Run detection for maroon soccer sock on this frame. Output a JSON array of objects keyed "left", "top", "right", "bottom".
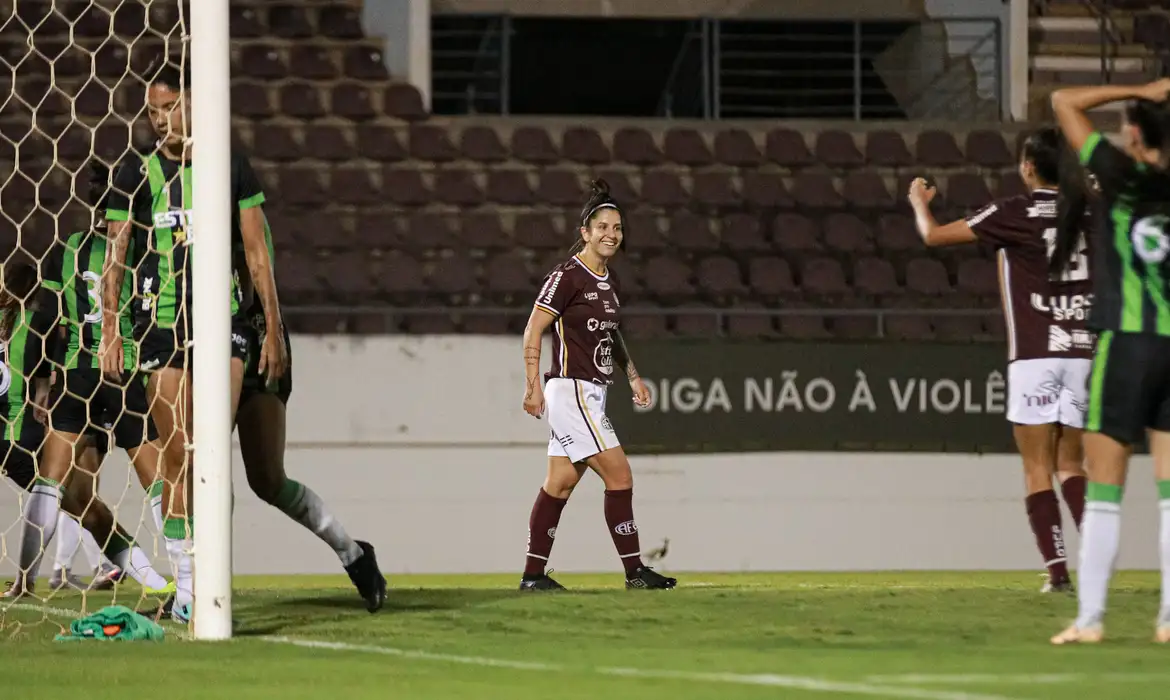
[
  {"left": 1060, "top": 476, "right": 1087, "bottom": 531},
  {"left": 524, "top": 489, "right": 568, "bottom": 577},
  {"left": 1025, "top": 490, "right": 1070, "bottom": 583},
  {"left": 604, "top": 488, "right": 644, "bottom": 575}
]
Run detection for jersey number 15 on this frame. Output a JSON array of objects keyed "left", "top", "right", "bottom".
[{"left": 1042, "top": 228, "right": 1089, "bottom": 283}]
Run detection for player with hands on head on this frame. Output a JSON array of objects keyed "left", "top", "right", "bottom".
[
  {"left": 519, "top": 179, "right": 675, "bottom": 592},
  {"left": 1045, "top": 78, "right": 1170, "bottom": 644},
  {"left": 907, "top": 127, "right": 1094, "bottom": 595}
]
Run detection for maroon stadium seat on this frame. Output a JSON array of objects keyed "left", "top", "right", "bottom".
[
  {"left": 305, "top": 125, "right": 355, "bottom": 162},
  {"left": 765, "top": 128, "right": 813, "bottom": 167},
  {"left": 643, "top": 255, "right": 695, "bottom": 303},
  {"left": 965, "top": 130, "right": 1014, "bottom": 169},
  {"left": 344, "top": 47, "right": 390, "bottom": 81},
  {"left": 946, "top": 173, "right": 994, "bottom": 212},
  {"left": 742, "top": 172, "right": 793, "bottom": 209},
  {"left": 511, "top": 127, "right": 560, "bottom": 164},
  {"left": 514, "top": 211, "right": 561, "bottom": 251},
  {"left": 933, "top": 315, "right": 984, "bottom": 342},
  {"left": 381, "top": 166, "right": 431, "bottom": 206},
  {"left": 238, "top": 44, "right": 287, "bottom": 80},
  {"left": 405, "top": 211, "right": 460, "bottom": 251},
  {"left": 460, "top": 125, "right": 508, "bottom": 163},
  {"left": 667, "top": 211, "right": 719, "bottom": 253},
  {"left": 720, "top": 213, "right": 770, "bottom": 254},
  {"left": 355, "top": 124, "right": 407, "bottom": 162},
  {"left": 318, "top": 7, "right": 365, "bottom": 39},
  {"left": 232, "top": 83, "right": 275, "bottom": 119},
  {"left": 823, "top": 213, "right": 875, "bottom": 255},
  {"left": 791, "top": 172, "right": 844, "bottom": 209},
  {"left": 278, "top": 165, "right": 329, "bottom": 206},
  {"left": 484, "top": 251, "right": 534, "bottom": 300},
  {"left": 279, "top": 82, "right": 325, "bottom": 120},
  {"left": 268, "top": 4, "right": 314, "bottom": 39},
  {"left": 641, "top": 170, "right": 688, "bottom": 208},
  {"left": 713, "top": 128, "right": 763, "bottom": 167},
  {"left": 378, "top": 252, "right": 428, "bottom": 303},
  {"left": 727, "top": 303, "right": 777, "bottom": 338},
  {"left": 459, "top": 210, "right": 509, "bottom": 251},
  {"left": 621, "top": 305, "right": 669, "bottom": 339},
  {"left": 332, "top": 82, "right": 379, "bottom": 122},
  {"left": 876, "top": 214, "right": 922, "bottom": 254},
  {"left": 815, "top": 130, "right": 864, "bottom": 168},
  {"left": 771, "top": 212, "right": 822, "bottom": 259},
  {"left": 409, "top": 125, "right": 458, "bottom": 162},
  {"left": 330, "top": 165, "right": 382, "bottom": 205},
  {"left": 383, "top": 83, "right": 427, "bottom": 121},
  {"left": 696, "top": 255, "right": 747, "bottom": 299},
  {"left": 915, "top": 130, "right": 965, "bottom": 167},
  {"left": 429, "top": 253, "right": 478, "bottom": 298},
  {"left": 842, "top": 172, "right": 894, "bottom": 210},
  {"left": 486, "top": 169, "right": 535, "bottom": 206},
  {"left": 434, "top": 168, "right": 485, "bottom": 207},
  {"left": 592, "top": 169, "right": 638, "bottom": 203},
  {"left": 885, "top": 314, "right": 935, "bottom": 341},
  {"left": 995, "top": 172, "right": 1029, "bottom": 199},
  {"left": 537, "top": 169, "right": 584, "bottom": 206},
  {"left": 289, "top": 46, "right": 340, "bottom": 80},
  {"left": 624, "top": 210, "right": 667, "bottom": 254},
  {"left": 692, "top": 171, "right": 740, "bottom": 208},
  {"left": 663, "top": 128, "right": 713, "bottom": 166},
  {"left": 779, "top": 311, "right": 832, "bottom": 340},
  {"left": 673, "top": 308, "right": 721, "bottom": 338},
  {"left": 253, "top": 124, "right": 301, "bottom": 163},
  {"left": 853, "top": 257, "right": 900, "bottom": 298},
  {"left": 612, "top": 127, "right": 664, "bottom": 166},
  {"left": 562, "top": 127, "right": 610, "bottom": 164},
  {"left": 905, "top": 257, "right": 953, "bottom": 297},
  {"left": 956, "top": 257, "right": 998, "bottom": 299},
  {"left": 800, "top": 257, "right": 851, "bottom": 299}
]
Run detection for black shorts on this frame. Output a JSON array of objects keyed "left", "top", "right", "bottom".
[
  {"left": 137, "top": 319, "right": 249, "bottom": 373},
  {"left": 1086, "top": 330, "right": 1170, "bottom": 445},
  {"left": 49, "top": 366, "right": 158, "bottom": 450},
  {"left": 1, "top": 423, "right": 44, "bottom": 491},
  {"left": 239, "top": 312, "right": 292, "bottom": 407}
]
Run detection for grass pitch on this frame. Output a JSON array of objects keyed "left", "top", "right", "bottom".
[{"left": 2, "top": 571, "right": 1169, "bottom": 699}]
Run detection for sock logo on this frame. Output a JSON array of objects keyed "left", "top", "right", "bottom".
[
  {"left": 1051, "top": 525, "right": 1066, "bottom": 558},
  {"left": 547, "top": 527, "right": 557, "bottom": 539},
  {"left": 614, "top": 520, "right": 637, "bottom": 536}
]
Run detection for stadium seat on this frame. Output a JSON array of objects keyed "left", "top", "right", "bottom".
[
  {"left": 765, "top": 128, "right": 813, "bottom": 167},
  {"left": 664, "top": 128, "right": 714, "bottom": 166},
  {"left": 612, "top": 127, "right": 665, "bottom": 165},
  {"left": 289, "top": 46, "right": 340, "bottom": 80},
  {"left": 511, "top": 127, "right": 560, "bottom": 164},
  {"left": 562, "top": 127, "right": 610, "bottom": 164},
  {"left": 865, "top": 130, "right": 913, "bottom": 168},
  {"left": 714, "top": 128, "right": 763, "bottom": 167},
  {"left": 460, "top": 126, "right": 509, "bottom": 163},
  {"left": 815, "top": 130, "right": 864, "bottom": 169}
]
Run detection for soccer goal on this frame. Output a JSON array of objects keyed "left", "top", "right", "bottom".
[{"left": 0, "top": 0, "right": 234, "bottom": 641}]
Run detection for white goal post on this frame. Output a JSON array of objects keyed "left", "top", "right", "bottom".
[{"left": 190, "top": 0, "right": 234, "bottom": 642}]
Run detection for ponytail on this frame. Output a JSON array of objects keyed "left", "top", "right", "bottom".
[
  {"left": 1050, "top": 144, "right": 1091, "bottom": 277},
  {"left": 574, "top": 178, "right": 624, "bottom": 253},
  {"left": 0, "top": 263, "right": 38, "bottom": 341}
]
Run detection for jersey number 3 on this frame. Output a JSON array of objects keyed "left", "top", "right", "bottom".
[
  {"left": 1042, "top": 227, "right": 1089, "bottom": 282},
  {"left": 81, "top": 271, "right": 102, "bottom": 325}
]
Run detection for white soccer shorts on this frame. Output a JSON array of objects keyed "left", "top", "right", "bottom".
[
  {"left": 1007, "top": 357, "right": 1093, "bottom": 428},
  {"left": 545, "top": 378, "right": 620, "bottom": 463}
]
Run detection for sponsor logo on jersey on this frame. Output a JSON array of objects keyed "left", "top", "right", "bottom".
[
  {"left": 153, "top": 209, "right": 195, "bottom": 242},
  {"left": 967, "top": 204, "right": 999, "bottom": 227},
  {"left": 600, "top": 415, "right": 614, "bottom": 432},
  {"left": 594, "top": 331, "right": 615, "bottom": 375},
  {"left": 1133, "top": 215, "right": 1170, "bottom": 264},
  {"left": 584, "top": 292, "right": 599, "bottom": 300},
  {"left": 231, "top": 332, "right": 247, "bottom": 349},
  {"left": 613, "top": 520, "right": 638, "bottom": 536},
  {"left": 597, "top": 282, "right": 611, "bottom": 290},
  {"left": 1031, "top": 293, "right": 1092, "bottom": 322},
  {"left": 1048, "top": 326, "right": 1073, "bottom": 352},
  {"left": 602, "top": 300, "right": 615, "bottom": 314},
  {"left": 1026, "top": 200, "right": 1057, "bottom": 218},
  {"left": 547, "top": 527, "right": 557, "bottom": 539},
  {"left": 539, "top": 271, "right": 564, "bottom": 306},
  {"left": 140, "top": 358, "right": 161, "bottom": 371},
  {"left": 586, "top": 318, "right": 619, "bottom": 332}
]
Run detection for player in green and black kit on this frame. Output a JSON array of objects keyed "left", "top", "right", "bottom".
[
  {"left": 2, "top": 261, "right": 172, "bottom": 599},
  {"left": 1048, "top": 78, "right": 1170, "bottom": 645},
  {"left": 101, "top": 58, "right": 384, "bottom": 619}
]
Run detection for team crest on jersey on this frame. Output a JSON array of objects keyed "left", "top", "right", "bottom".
[
  {"left": 597, "top": 282, "right": 611, "bottom": 290},
  {"left": 1133, "top": 215, "right": 1170, "bottom": 264}
]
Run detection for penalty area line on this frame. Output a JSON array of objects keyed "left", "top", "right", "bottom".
[
  {"left": 261, "top": 636, "right": 1025, "bottom": 700},
  {"left": 867, "top": 673, "right": 1170, "bottom": 685}
]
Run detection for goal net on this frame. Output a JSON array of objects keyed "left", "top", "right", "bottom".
[{"left": 0, "top": 0, "right": 202, "bottom": 635}]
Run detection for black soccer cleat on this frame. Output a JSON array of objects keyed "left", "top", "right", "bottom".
[
  {"left": 345, "top": 540, "right": 387, "bottom": 613},
  {"left": 625, "top": 566, "right": 677, "bottom": 590},
  {"left": 519, "top": 573, "right": 566, "bottom": 591}
]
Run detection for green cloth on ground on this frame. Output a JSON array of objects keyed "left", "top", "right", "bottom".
[{"left": 54, "top": 605, "right": 165, "bottom": 642}]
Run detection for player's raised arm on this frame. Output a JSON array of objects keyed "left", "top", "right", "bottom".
[
  {"left": 906, "top": 177, "right": 977, "bottom": 247},
  {"left": 235, "top": 152, "right": 287, "bottom": 383},
  {"left": 1051, "top": 80, "right": 1170, "bottom": 154}
]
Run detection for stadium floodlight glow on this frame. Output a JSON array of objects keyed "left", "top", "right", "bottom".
[{"left": 190, "top": 0, "right": 235, "bottom": 641}]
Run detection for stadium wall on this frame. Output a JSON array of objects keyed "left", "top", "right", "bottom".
[{"left": 2, "top": 335, "right": 1160, "bottom": 577}]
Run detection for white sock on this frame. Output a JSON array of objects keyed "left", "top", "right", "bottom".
[
  {"left": 276, "top": 480, "right": 363, "bottom": 567},
  {"left": 108, "top": 544, "right": 169, "bottom": 591},
  {"left": 79, "top": 528, "right": 107, "bottom": 573},
  {"left": 1076, "top": 499, "right": 1122, "bottom": 629},
  {"left": 53, "top": 512, "right": 82, "bottom": 572},
  {"left": 148, "top": 480, "right": 164, "bottom": 534},
  {"left": 164, "top": 536, "right": 193, "bottom": 608},
  {"left": 17, "top": 479, "right": 63, "bottom": 585},
  {"left": 1159, "top": 497, "right": 1170, "bottom": 625}
]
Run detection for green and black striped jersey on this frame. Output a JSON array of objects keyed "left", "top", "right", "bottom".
[
  {"left": 41, "top": 230, "right": 138, "bottom": 370},
  {"left": 105, "top": 149, "right": 265, "bottom": 332},
  {"left": 0, "top": 297, "right": 58, "bottom": 442},
  {"left": 1079, "top": 131, "right": 1170, "bottom": 335}
]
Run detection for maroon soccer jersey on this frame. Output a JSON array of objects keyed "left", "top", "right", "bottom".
[
  {"left": 966, "top": 188, "right": 1094, "bottom": 361},
  {"left": 534, "top": 255, "right": 622, "bottom": 385}
]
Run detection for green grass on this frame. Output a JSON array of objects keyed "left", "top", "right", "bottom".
[{"left": 3, "top": 571, "right": 1170, "bottom": 699}]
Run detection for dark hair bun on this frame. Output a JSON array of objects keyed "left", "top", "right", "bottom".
[{"left": 589, "top": 179, "right": 610, "bottom": 197}]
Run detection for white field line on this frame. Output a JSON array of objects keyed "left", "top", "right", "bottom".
[
  {"left": 261, "top": 636, "right": 1025, "bottom": 700},
  {"left": 868, "top": 673, "right": 1170, "bottom": 685}
]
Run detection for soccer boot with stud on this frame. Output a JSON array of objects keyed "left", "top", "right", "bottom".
[
  {"left": 90, "top": 565, "right": 124, "bottom": 591},
  {"left": 1050, "top": 623, "right": 1104, "bottom": 645},
  {"left": 625, "top": 566, "right": 677, "bottom": 590},
  {"left": 48, "top": 567, "right": 87, "bottom": 591},
  {"left": 345, "top": 540, "right": 387, "bottom": 613},
  {"left": 1040, "top": 573, "right": 1075, "bottom": 594},
  {"left": 519, "top": 571, "right": 566, "bottom": 591},
  {"left": 0, "top": 578, "right": 32, "bottom": 599}
]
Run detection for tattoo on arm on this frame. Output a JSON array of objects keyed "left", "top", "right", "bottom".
[
  {"left": 523, "top": 346, "right": 540, "bottom": 398},
  {"left": 102, "top": 221, "right": 130, "bottom": 322},
  {"left": 614, "top": 331, "right": 639, "bottom": 382}
]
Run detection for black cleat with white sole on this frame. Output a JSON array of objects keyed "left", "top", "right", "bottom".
[
  {"left": 346, "top": 540, "right": 387, "bottom": 613},
  {"left": 519, "top": 573, "right": 566, "bottom": 591},
  {"left": 625, "top": 567, "right": 676, "bottom": 590}
]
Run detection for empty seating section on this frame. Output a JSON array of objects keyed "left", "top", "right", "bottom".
[{"left": 0, "top": 0, "right": 1020, "bottom": 340}]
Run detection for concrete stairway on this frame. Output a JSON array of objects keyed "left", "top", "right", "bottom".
[{"left": 1029, "top": 1, "right": 1155, "bottom": 131}]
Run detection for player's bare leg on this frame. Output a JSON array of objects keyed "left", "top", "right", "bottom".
[
  {"left": 1014, "top": 424, "right": 1073, "bottom": 592},
  {"left": 520, "top": 457, "right": 586, "bottom": 591},
  {"left": 10, "top": 431, "right": 80, "bottom": 596},
  {"left": 1147, "top": 430, "right": 1170, "bottom": 643},
  {"left": 147, "top": 366, "right": 194, "bottom": 620},
  {"left": 587, "top": 446, "right": 676, "bottom": 590},
  {"left": 1055, "top": 425, "right": 1088, "bottom": 531},
  {"left": 90, "top": 439, "right": 169, "bottom": 591},
  {"left": 237, "top": 389, "right": 386, "bottom": 612},
  {"left": 1052, "top": 432, "right": 1129, "bottom": 645}
]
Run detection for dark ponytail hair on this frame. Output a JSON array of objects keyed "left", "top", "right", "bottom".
[
  {"left": 1125, "top": 99, "right": 1170, "bottom": 155},
  {"left": 87, "top": 160, "right": 110, "bottom": 212},
  {"left": 0, "top": 262, "right": 39, "bottom": 341},
  {"left": 1020, "top": 127, "right": 1062, "bottom": 186},
  {"left": 1050, "top": 141, "right": 1093, "bottom": 277},
  {"left": 147, "top": 55, "right": 190, "bottom": 92},
  {"left": 573, "top": 178, "right": 624, "bottom": 253}
]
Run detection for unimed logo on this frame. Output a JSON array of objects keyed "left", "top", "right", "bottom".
[
  {"left": 614, "top": 520, "right": 637, "bottom": 536},
  {"left": 540, "top": 271, "right": 563, "bottom": 305}
]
